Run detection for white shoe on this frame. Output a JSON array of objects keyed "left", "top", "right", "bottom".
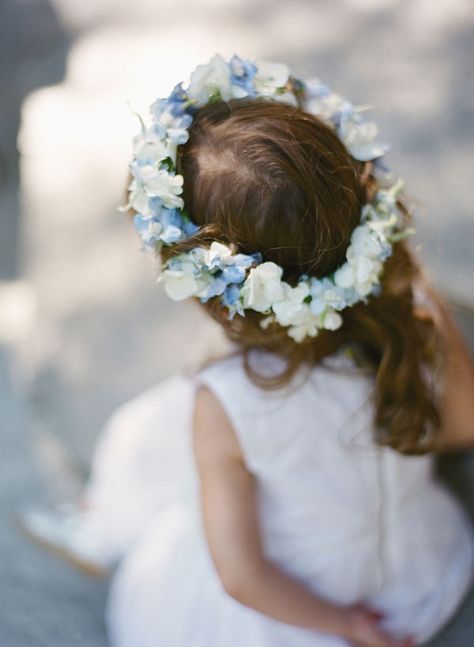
[{"left": 16, "top": 504, "right": 114, "bottom": 578}]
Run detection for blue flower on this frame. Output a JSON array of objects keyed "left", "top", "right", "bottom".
[
  {"left": 304, "top": 78, "right": 331, "bottom": 99},
  {"left": 134, "top": 208, "right": 185, "bottom": 247},
  {"left": 166, "top": 128, "right": 190, "bottom": 145},
  {"left": 148, "top": 201, "right": 199, "bottom": 242},
  {"left": 222, "top": 264, "right": 246, "bottom": 284},
  {"left": 330, "top": 101, "right": 355, "bottom": 129},
  {"left": 159, "top": 208, "right": 184, "bottom": 244},
  {"left": 229, "top": 55, "right": 257, "bottom": 97},
  {"left": 199, "top": 275, "right": 227, "bottom": 302},
  {"left": 233, "top": 251, "right": 261, "bottom": 268},
  {"left": 133, "top": 214, "right": 162, "bottom": 249},
  {"left": 151, "top": 83, "right": 188, "bottom": 119},
  {"left": 222, "top": 283, "right": 240, "bottom": 304},
  {"left": 182, "top": 219, "right": 200, "bottom": 238},
  {"left": 151, "top": 83, "right": 194, "bottom": 141},
  {"left": 222, "top": 284, "right": 244, "bottom": 318},
  {"left": 159, "top": 225, "right": 181, "bottom": 244},
  {"left": 160, "top": 207, "right": 182, "bottom": 227},
  {"left": 149, "top": 196, "right": 165, "bottom": 215}
]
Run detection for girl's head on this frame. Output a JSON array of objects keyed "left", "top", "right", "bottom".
[
  {"left": 176, "top": 100, "right": 366, "bottom": 280},
  {"left": 128, "top": 61, "right": 442, "bottom": 454}
]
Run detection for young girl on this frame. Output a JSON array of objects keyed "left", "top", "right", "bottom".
[{"left": 20, "top": 55, "right": 474, "bottom": 647}]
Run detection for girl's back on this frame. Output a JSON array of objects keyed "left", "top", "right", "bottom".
[
  {"left": 107, "top": 350, "right": 472, "bottom": 646},
  {"left": 198, "top": 351, "right": 473, "bottom": 642}
]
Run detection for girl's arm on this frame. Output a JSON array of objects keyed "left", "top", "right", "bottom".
[
  {"left": 424, "top": 286, "right": 474, "bottom": 451},
  {"left": 193, "top": 386, "right": 412, "bottom": 647}
]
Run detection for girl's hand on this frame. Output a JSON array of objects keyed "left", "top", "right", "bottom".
[{"left": 345, "top": 605, "right": 414, "bottom": 647}]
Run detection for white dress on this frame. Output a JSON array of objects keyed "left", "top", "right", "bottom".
[{"left": 93, "top": 351, "right": 473, "bottom": 647}]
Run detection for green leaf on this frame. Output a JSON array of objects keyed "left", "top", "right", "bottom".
[{"left": 208, "top": 88, "right": 222, "bottom": 102}]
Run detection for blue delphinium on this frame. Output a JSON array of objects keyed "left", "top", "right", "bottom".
[
  {"left": 196, "top": 246, "right": 260, "bottom": 304},
  {"left": 151, "top": 83, "right": 189, "bottom": 119},
  {"left": 182, "top": 219, "right": 200, "bottom": 238},
  {"left": 151, "top": 83, "right": 194, "bottom": 143},
  {"left": 134, "top": 208, "right": 185, "bottom": 248},
  {"left": 229, "top": 55, "right": 257, "bottom": 97},
  {"left": 221, "top": 284, "right": 244, "bottom": 318}
]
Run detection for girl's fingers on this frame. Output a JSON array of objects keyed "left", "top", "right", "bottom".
[
  {"left": 388, "top": 636, "right": 415, "bottom": 647},
  {"left": 351, "top": 634, "right": 413, "bottom": 647},
  {"left": 377, "top": 629, "right": 415, "bottom": 647},
  {"left": 366, "top": 609, "right": 386, "bottom": 622}
]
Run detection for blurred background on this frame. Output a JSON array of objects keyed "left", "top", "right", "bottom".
[{"left": 0, "top": 0, "right": 473, "bottom": 645}]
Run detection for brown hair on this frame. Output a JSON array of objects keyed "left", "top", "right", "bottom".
[{"left": 165, "top": 99, "right": 442, "bottom": 454}]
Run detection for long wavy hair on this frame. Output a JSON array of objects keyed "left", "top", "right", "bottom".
[{"left": 159, "top": 99, "right": 442, "bottom": 454}]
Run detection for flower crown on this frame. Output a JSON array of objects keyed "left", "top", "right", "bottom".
[{"left": 123, "top": 54, "right": 413, "bottom": 342}]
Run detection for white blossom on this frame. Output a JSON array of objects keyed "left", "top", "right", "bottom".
[
  {"left": 253, "top": 61, "right": 290, "bottom": 96},
  {"left": 306, "top": 91, "right": 351, "bottom": 122},
  {"left": 287, "top": 310, "right": 321, "bottom": 343},
  {"left": 161, "top": 261, "right": 200, "bottom": 301},
  {"left": 339, "top": 118, "right": 389, "bottom": 162},
  {"left": 323, "top": 310, "right": 343, "bottom": 331},
  {"left": 187, "top": 54, "right": 234, "bottom": 106},
  {"left": 133, "top": 126, "right": 175, "bottom": 165},
  {"left": 205, "top": 241, "right": 233, "bottom": 266},
  {"left": 241, "top": 262, "right": 284, "bottom": 312},
  {"left": 272, "top": 283, "right": 309, "bottom": 326},
  {"left": 129, "top": 165, "right": 184, "bottom": 214},
  {"left": 271, "top": 91, "right": 299, "bottom": 107}
]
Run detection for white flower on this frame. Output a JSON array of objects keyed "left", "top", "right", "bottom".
[
  {"left": 187, "top": 54, "right": 233, "bottom": 106},
  {"left": 133, "top": 126, "right": 174, "bottom": 165},
  {"left": 271, "top": 91, "right": 299, "bottom": 107},
  {"left": 306, "top": 92, "right": 351, "bottom": 123},
  {"left": 304, "top": 78, "right": 330, "bottom": 98},
  {"left": 161, "top": 255, "right": 215, "bottom": 301},
  {"left": 309, "top": 278, "right": 346, "bottom": 313},
  {"left": 140, "top": 219, "right": 163, "bottom": 245},
  {"left": 270, "top": 282, "right": 323, "bottom": 342},
  {"left": 127, "top": 182, "right": 152, "bottom": 216},
  {"left": 353, "top": 257, "right": 382, "bottom": 296},
  {"left": 205, "top": 241, "right": 233, "bottom": 266},
  {"left": 129, "top": 165, "right": 184, "bottom": 214},
  {"left": 323, "top": 310, "right": 343, "bottom": 331},
  {"left": 334, "top": 230, "right": 382, "bottom": 297},
  {"left": 161, "top": 260, "right": 200, "bottom": 301},
  {"left": 339, "top": 118, "right": 389, "bottom": 162},
  {"left": 373, "top": 180, "right": 405, "bottom": 217},
  {"left": 240, "top": 262, "right": 284, "bottom": 312},
  {"left": 260, "top": 314, "right": 275, "bottom": 330},
  {"left": 253, "top": 61, "right": 290, "bottom": 96},
  {"left": 272, "top": 283, "right": 309, "bottom": 326},
  {"left": 348, "top": 226, "right": 383, "bottom": 259},
  {"left": 189, "top": 242, "right": 236, "bottom": 273},
  {"left": 287, "top": 309, "right": 321, "bottom": 343},
  {"left": 334, "top": 263, "right": 356, "bottom": 289},
  {"left": 355, "top": 256, "right": 375, "bottom": 283}
]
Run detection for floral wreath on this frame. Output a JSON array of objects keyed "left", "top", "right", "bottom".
[{"left": 122, "top": 54, "right": 413, "bottom": 342}]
